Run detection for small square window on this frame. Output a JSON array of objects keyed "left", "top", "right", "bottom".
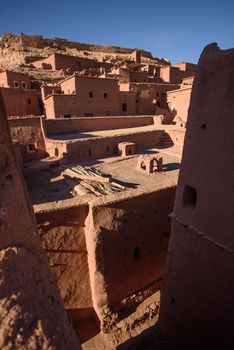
[
  {"left": 122, "top": 103, "right": 127, "bottom": 112},
  {"left": 14, "top": 81, "right": 19, "bottom": 88},
  {"left": 89, "top": 92, "right": 93, "bottom": 98},
  {"left": 21, "top": 81, "right": 27, "bottom": 89},
  {"left": 104, "top": 92, "right": 108, "bottom": 99}
]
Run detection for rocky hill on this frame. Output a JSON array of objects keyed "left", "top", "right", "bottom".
[{"left": 0, "top": 32, "right": 169, "bottom": 70}]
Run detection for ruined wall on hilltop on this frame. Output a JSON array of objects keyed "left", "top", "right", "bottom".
[
  {"left": 0, "top": 91, "right": 80, "bottom": 349},
  {"left": 0, "top": 33, "right": 162, "bottom": 70}
]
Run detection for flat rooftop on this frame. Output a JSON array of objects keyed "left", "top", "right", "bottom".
[{"left": 25, "top": 145, "right": 182, "bottom": 212}]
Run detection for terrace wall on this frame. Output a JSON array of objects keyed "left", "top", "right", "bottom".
[
  {"left": 52, "top": 130, "right": 163, "bottom": 161},
  {"left": 45, "top": 116, "right": 154, "bottom": 135}
]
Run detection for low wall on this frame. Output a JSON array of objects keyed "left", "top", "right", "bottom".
[
  {"left": 8, "top": 116, "right": 48, "bottom": 162},
  {"left": 35, "top": 203, "right": 93, "bottom": 320},
  {"left": 51, "top": 130, "right": 163, "bottom": 161},
  {"left": 45, "top": 116, "right": 154, "bottom": 135},
  {"left": 85, "top": 186, "right": 176, "bottom": 329}
]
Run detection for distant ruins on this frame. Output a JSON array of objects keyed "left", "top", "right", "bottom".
[{"left": 0, "top": 32, "right": 233, "bottom": 349}]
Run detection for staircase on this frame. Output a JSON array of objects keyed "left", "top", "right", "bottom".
[{"left": 159, "top": 132, "right": 174, "bottom": 148}]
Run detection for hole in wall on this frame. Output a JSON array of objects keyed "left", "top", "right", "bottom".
[
  {"left": 183, "top": 185, "right": 197, "bottom": 209},
  {"left": 201, "top": 123, "right": 206, "bottom": 129},
  {"left": 88, "top": 149, "right": 92, "bottom": 156},
  {"left": 5, "top": 174, "right": 13, "bottom": 180},
  {"left": 171, "top": 296, "right": 175, "bottom": 304},
  {"left": 133, "top": 247, "right": 140, "bottom": 259},
  {"left": 162, "top": 232, "right": 169, "bottom": 238}
]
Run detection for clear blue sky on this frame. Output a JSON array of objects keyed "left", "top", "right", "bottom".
[{"left": 1, "top": 0, "right": 233, "bottom": 64}]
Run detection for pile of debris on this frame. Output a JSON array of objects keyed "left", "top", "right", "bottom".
[{"left": 63, "top": 165, "right": 125, "bottom": 197}]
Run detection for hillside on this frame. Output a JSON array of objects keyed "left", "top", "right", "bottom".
[{"left": 0, "top": 32, "right": 169, "bottom": 70}]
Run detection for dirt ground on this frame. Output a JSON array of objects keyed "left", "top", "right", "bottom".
[{"left": 25, "top": 146, "right": 181, "bottom": 208}]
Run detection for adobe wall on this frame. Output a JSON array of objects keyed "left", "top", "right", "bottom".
[
  {"left": 45, "top": 76, "right": 120, "bottom": 118},
  {"left": 0, "top": 91, "right": 80, "bottom": 348},
  {"left": 59, "top": 75, "right": 76, "bottom": 94},
  {"left": 85, "top": 186, "right": 176, "bottom": 329},
  {"left": 0, "top": 87, "right": 41, "bottom": 116},
  {"left": 74, "top": 76, "right": 120, "bottom": 117},
  {"left": 34, "top": 53, "right": 112, "bottom": 72},
  {"left": 41, "top": 85, "right": 61, "bottom": 99},
  {"left": 160, "top": 66, "right": 181, "bottom": 84},
  {"left": 172, "top": 61, "right": 196, "bottom": 75},
  {"left": 129, "top": 83, "right": 179, "bottom": 114},
  {"left": 33, "top": 54, "right": 55, "bottom": 69},
  {"left": 167, "top": 128, "right": 185, "bottom": 145},
  {"left": 60, "top": 130, "right": 163, "bottom": 161},
  {"left": 44, "top": 94, "right": 78, "bottom": 118},
  {"left": 19, "top": 34, "right": 44, "bottom": 48},
  {"left": 181, "top": 76, "right": 194, "bottom": 87},
  {"left": 35, "top": 203, "right": 93, "bottom": 320},
  {"left": 166, "top": 87, "right": 192, "bottom": 123},
  {"left": 2, "top": 70, "right": 31, "bottom": 88},
  {"left": 119, "top": 91, "right": 136, "bottom": 115},
  {"left": 160, "top": 44, "right": 234, "bottom": 348},
  {"left": 129, "top": 71, "right": 148, "bottom": 83},
  {"left": 45, "top": 116, "right": 154, "bottom": 135},
  {"left": 8, "top": 116, "right": 48, "bottom": 162}
]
